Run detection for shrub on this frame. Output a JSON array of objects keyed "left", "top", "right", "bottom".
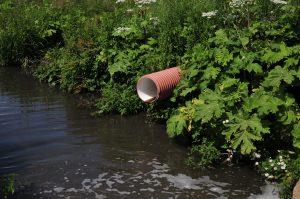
[{"left": 0, "top": 174, "right": 15, "bottom": 199}]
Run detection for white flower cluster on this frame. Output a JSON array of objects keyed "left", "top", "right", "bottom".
[
  {"left": 229, "top": 0, "right": 253, "bottom": 8},
  {"left": 116, "top": 0, "right": 126, "bottom": 3},
  {"left": 253, "top": 152, "right": 261, "bottom": 159},
  {"left": 150, "top": 16, "right": 159, "bottom": 25},
  {"left": 222, "top": 119, "right": 229, "bottom": 124},
  {"left": 270, "top": 0, "right": 288, "bottom": 5},
  {"left": 264, "top": 173, "right": 275, "bottom": 179},
  {"left": 114, "top": 27, "right": 131, "bottom": 34},
  {"left": 277, "top": 156, "right": 287, "bottom": 170},
  {"left": 201, "top": 10, "right": 218, "bottom": 18},
  {"left": 134, "top": 0, "right": 156, "bottom": 6}
]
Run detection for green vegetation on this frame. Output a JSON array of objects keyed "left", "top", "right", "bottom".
[
  {"left": 0, "top": 174, "right": 15, "bottom": 199},
  {"left": 0, "top": 0, "right": 299, "bottom": 198}
]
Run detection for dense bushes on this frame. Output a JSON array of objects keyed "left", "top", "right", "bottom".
[{"left": 0, "top": 0, "right": 299, "bottom": 198}]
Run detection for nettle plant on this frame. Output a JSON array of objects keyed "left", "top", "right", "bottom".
[{"left": 167, "top": 0, "right": 300, "bottom": 157}]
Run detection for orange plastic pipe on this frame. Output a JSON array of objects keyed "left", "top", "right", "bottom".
[{"left": 137, "top": 67, "right": 181, "bottom": 103}]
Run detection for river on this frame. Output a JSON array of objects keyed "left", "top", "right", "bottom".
[{"left": 0, "top": 67, "right": 278, "bottom": 198}]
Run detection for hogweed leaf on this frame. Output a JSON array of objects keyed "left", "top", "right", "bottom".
[
  {"left": 246, "top": 63, "right": 263, "bottom": 74},
  {"left": 262, "top": 66, "right": 294, "bottom": 88},
  {"left": 280, "top": 110, "right": 297, "bottom": 125},
  {"left": 215, "top": 47, "right": 233, "bottom": 66},
  {"left": 223, "top": 113, "right": 270, "bottom": 154},
  {"left": 243, "top": 89, "right": 284, "bottom": 115},
  {"left": 167, "top": 113, "right": 187, "bottom": 137},
  {"left": 194, "top": 89, "right": 225, "bottom": 123},
  {"left": 292, "top": 123, "right": 300, "bottom": 149},
  {"left": 201, "top": 66, "right": 220, "bottom": 81},
  {"left": 219, "top": 78, "right": 239, "bottom": 91}
]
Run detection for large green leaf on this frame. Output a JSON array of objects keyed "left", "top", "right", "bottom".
[
  {"left": 246, "top": 63, "right": 263, "bottom": 74},
  {"left": 194, "top": 89, "right": 225, "bottom": 123},
  {"left": 261, "top": 43, "right": 292, "bottom": 64},
  {"left": 194, "top": 102, "right": 225, "bottom": 123},
  {"left": 222, "top": 113, "right": 270, "bottom": 154},
  {"left": 201, "top": 66, "right": 220, "bottom": 81},
  {"left": 167, "top": 113, "right": 187, "bottom": 137},
  {"left": 108, "top": 52, "right": 130, "bottom": 77},
  {"left": 215, "top": 47, "right": 233, "bottom": 66},
  {"left": 262, "top": 66, "right": 294, "bottom": 88},
  {"left": 243, "top": 89, "right": 284, "bottom": 116},
  {"left": 292, "top": 123, "right": 300, "bottom": 149}
]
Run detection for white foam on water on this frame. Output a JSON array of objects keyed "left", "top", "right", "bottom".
[
  {"left": 247, "top": 184, "right": 279, "bottom": 199},
  {"left": 42, "top": 158, "right": 271, "bottom": 198}
]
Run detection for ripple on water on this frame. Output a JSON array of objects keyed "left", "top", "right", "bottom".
[{"left": 38, "top": 158, "right": 279, "bottom": 199}]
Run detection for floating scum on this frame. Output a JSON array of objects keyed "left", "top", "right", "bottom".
[{"left": 137, "top": 67, "right": 181, "bottom": 103}]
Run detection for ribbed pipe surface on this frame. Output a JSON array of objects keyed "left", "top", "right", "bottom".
[
  {"left": 137, "top": 67, "right": 181, "bottom": 103},
  {"left": 293, "top": 180, "right": 300, "bottom": 199}
]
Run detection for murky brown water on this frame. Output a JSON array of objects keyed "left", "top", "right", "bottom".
[{"left": 0, "top": 67, "right": 278, "bottom": 198}]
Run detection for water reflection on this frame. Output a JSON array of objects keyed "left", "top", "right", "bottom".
[{"left": 0, "top": 67, "right": 278, "bottom": 198}]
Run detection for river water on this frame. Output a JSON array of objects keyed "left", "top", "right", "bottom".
[{"left": 0, "top": 67, "right": 278, "bottom": 199}]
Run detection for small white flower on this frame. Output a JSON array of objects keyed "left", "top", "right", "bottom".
[
  {"left": 265, "top": 173, "right": 269, "bottom": 177},
  {"left": 229, "top": 0, "right": 253, "bottom": 8},
  {"left": 222, "top": 121, "right": 226, "bottom": 124},
  {"left": 270, "top": 0, "right": 288, "bottom": 5},
  {"left": 114, "top": 27, "right": 131, "bottom": 34},
  {"left": 127, "top": 9, "right": 134, "bottom": 12},
  {"left": 254, "top": 152, "right": 261, "bottom": 158},
  {"left": 202, "top": 10, "right": 218, "bottom": 19},
  {"left": 255, "top": 162, "right": 259, "bottom": 166},
  {"left": 225, "top": 119, "right": 229, "bottom": 123},
  {"left": 269, "top": 159, "right": 273, "bottom": 163},
  {"left": 134, "top": 0, "right": 156, "bottom": 6},
  {"left": 116, "top": 0, "right": 126, "bottom": 3},
  {"left": 226, "top": 158, "right": 231, "bottom": 162},
  {"left": 271, "top": 163, "right": 274, "bottom": 167},
  {"left": 268, "top": 175, "right": 274, "bottom": 179},
  {"left": 281, "top": 165, "right": 286, "bottom": 170},
  {"left": 279, "top": 156, "right": 283, "bottom": 159},
  {"left": 274, "top": 167, "right": 277, "bottom": 170}
]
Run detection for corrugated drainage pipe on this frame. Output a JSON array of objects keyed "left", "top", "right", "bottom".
[
  {"left": 293, "top": 179, "right": 300, "bottom": 199},
  {"left": 137, "top": 67, "right": 181, "bottom": 103}
]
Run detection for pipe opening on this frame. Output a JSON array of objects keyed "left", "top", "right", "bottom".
[{"left": 137, "top": 78, "right": 157, "bottom": 102}]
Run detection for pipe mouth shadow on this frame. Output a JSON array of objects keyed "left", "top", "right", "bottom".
[{"left": 137, "top": 78, "right": 157, "bottom": 103}]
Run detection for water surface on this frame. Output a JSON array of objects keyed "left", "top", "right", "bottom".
[{"left": 0, "top": 67, "right": 278, "bottom": 198}]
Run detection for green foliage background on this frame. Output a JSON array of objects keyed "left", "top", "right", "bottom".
[{"left": 0, "top": 0, "right": 299, "bottom": 198}]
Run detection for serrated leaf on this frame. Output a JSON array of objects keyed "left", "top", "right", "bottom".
[
  {"left": 108, "top": 52, "right": 130, "bottom": 77},
  {"left": 232, "top": 130, "right": 260, "bottom": 154},
  {"left": 292, "top": 123, "right": 300, "bottom": 149},
  {"left": 222, "top": 113, "right": 269, "bottom": 154},
  {"left": 220, "top": 78, "right": 239, "bottom": 90},
  {"left": 296, "top": 68, "right": 300, "bottom": 80},
  {"left": 280, "top": 110, "right": 297, "bottom": 125},
  {"left": 285, "top": 57, "right": 299, "bottom": 68},
  {"left": 180, "top": 86, "right": 197, "bottom": 97},
  {"left": 166, "top": 113, "right": 187, "bottom": 137},
  {"left": 240, "top": 37, "right": 249, "bottom": 46},
  {"left": 194, "top": 102, "right": 225, "bottom": 123},
  {"left": 243, "top": 89, "right": 284, "bottom": 115},
  {"left": 246, "top": 63, "right": 263, "bottom": 74},
  {"left": 201, "top": 66, "right": 220, "bottom": 80},
  {"left": 261, "top": 43, "right": 292, "bottom": 64},
  {"left": 215, "top": 47, "right": 233, "bottom": 66},
  {"left": 108, "top": 61, "right": 128, "bottom": 76},
  {"left": 194, "top": 89, "right": 225, "bottom": 123},
  {"left": 262, "top": 66, "right": 294, "bottom": 88},
  {"left": 212, "top": 29, "right": 229, "bottom": 45}
]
